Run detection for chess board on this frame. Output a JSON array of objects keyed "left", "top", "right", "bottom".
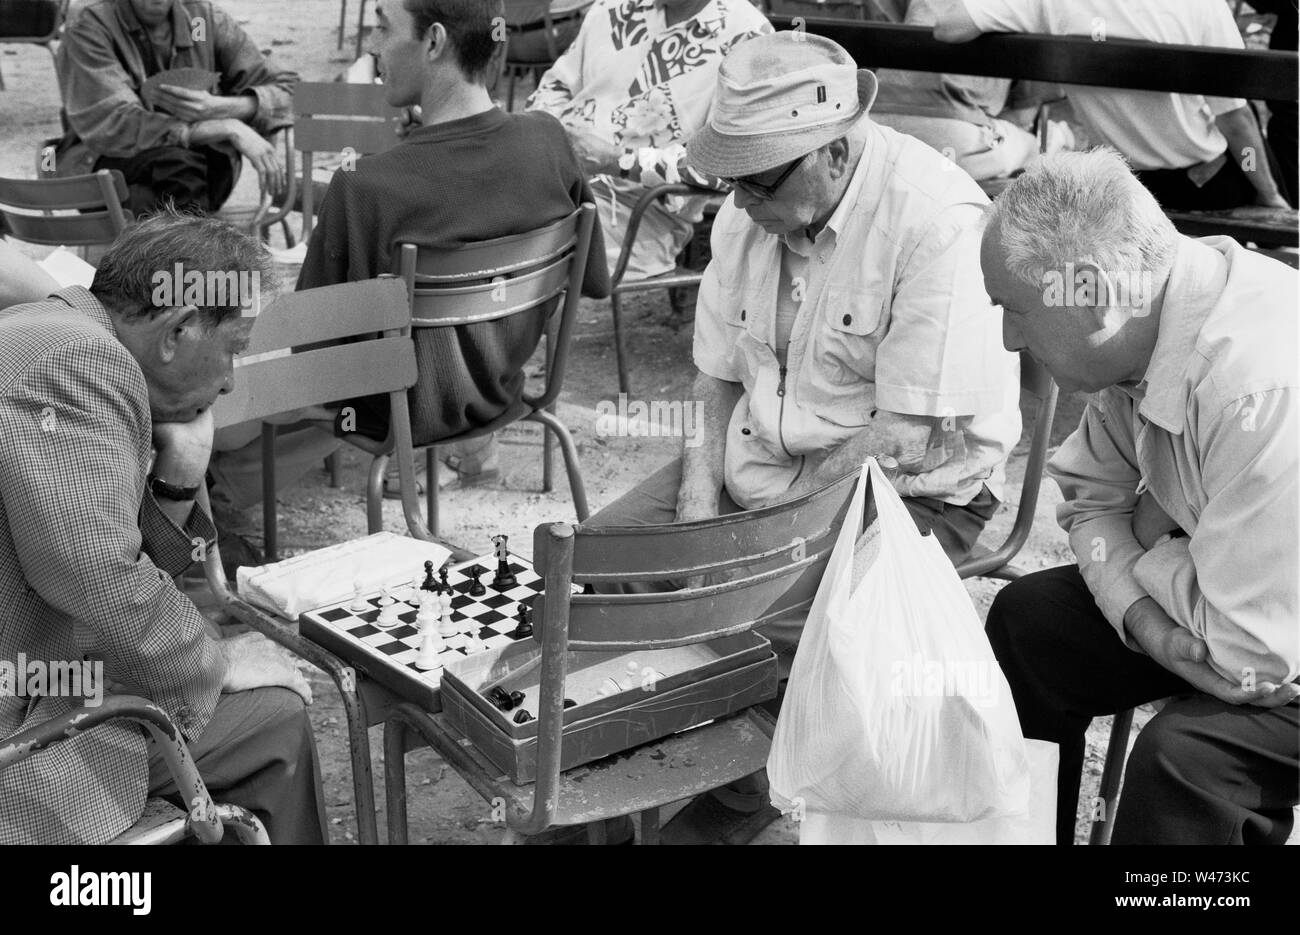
[{"left": 299, "top": 552, "right": 563, "bottom": 709}]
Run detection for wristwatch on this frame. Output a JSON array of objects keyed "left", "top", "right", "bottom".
[{"left": 148, "top": 473, "right": 201, "bottom": 502}]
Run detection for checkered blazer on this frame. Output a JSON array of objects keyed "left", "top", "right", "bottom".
[{"left": 0, "top": 288, "right": 224, "bottom": 845}]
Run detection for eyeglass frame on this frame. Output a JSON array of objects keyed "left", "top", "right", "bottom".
[{"left": 722, "top": 153, "right": 808, "bottom": 201}]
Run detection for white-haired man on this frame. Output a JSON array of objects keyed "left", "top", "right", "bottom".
[
  {"left": 587, "top": 30, "right": 1022, "bottom": 843},
  {"left": 982, "top": 149, "right": 1299, "bottom": 845}
]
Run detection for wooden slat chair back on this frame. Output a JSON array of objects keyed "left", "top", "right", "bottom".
[
  {"left": 956, "top": 350, "right": 1058, "bottom": 581},
  {"left": 287, "top": 82, "right": 402, "bottom": 242},
  {"left": 481, "top": 468, "right": 865, "bottom": 833},
  {"left": 211, "top": 275, "right": 433, "bottom": 556},
  {"left": 362, "top": 204, "right": 597, "bottom": 536},
  {"left": 0, "top": 169, "right": 131, "bottom": 246}
]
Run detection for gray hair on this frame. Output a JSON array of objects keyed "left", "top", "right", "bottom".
[
  {"left": 91, "top": 207, "right": 274, "bottom": 326},
  {"left": 988, "top": 148, "right": 1177, "bottom": 291}
]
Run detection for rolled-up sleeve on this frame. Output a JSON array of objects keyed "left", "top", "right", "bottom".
[
  {"left": 1133, "top": 389, "right": 1299, "bottom": 686},
  {"left": 0, "top": 339, "right": 225, "bottom": 739},
  {"left": 210, "top": 4, "right": 297, "bottom": 135},
  {"left": 1048, "top": 392, "right": 1149, "bottom": 645},
  {"left": 691, "top": 207, "right": 745, "bottom": 384},
  {"left": 58, "top": 13, "right": 190, "bottom": 158}
]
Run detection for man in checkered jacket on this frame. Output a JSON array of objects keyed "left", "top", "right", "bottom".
[{"left": 0, "top": 212, "right": 325, "bottom": 844}]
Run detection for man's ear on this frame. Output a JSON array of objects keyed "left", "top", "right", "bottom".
[
  {"left": 424, "top": 22, "right": 449, "bottom": 65},
  {"left": 826, "top": 136, "right": 851, "bottom": 178},
  {"left": 1068, "top": 260, "right": 1122, "bottom": 330},
  {"left": 155, "top": 305, "right": 201, "bottom": 364}
]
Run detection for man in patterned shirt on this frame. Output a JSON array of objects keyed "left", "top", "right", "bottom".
[
  {"left": 0, "top": 212, "right": 325, "bottom": 844},
  {"left": 529, "top": 0, "right": 770, "bottom": 279}
]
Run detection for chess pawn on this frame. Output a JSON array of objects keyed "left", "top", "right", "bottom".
[
  {"left": 376, "top": 597, "right": 403, "bottom": 628},
  {"left": 349, "top": 580, "right": 368, "bottom": 613},
  {"left": 437, "top": 591, "right": 457, "bottom": 637},
  {"left": 414, "top": 625, "right": 444, "bottom": 671}
]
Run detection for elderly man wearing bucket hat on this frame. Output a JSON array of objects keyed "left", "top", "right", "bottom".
[{"left": 586, "top": 30, "right": 1021, "bottom": 843}]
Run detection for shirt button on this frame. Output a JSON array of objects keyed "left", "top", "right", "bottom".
[
  {"left": 740, "top": 309, "right": 746, "bottom": 321},
  {"left": 842, "top": 314, "right": 852, "bottom": 326},
  {"left": 741, "top": 428, "right": 751, "bottom": 435}
]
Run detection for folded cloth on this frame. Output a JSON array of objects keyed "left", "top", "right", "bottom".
[{"left": 236, "top": 531, "right": 451, "bottom": 619}]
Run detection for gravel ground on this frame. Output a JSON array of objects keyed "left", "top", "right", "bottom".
[{"left": 5, "top": 0, "right": 1279, "bottom": 846}]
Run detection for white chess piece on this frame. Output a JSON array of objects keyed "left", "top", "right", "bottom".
[
  {"left": 349, "top": 580, "right": 368, "bottom": 613},
  {"left": 376, "top": 586, "right": 403, "bottom": 627},
  {"left": 414, "top": 624, "right": 444, "bottom": 671},
  {"left": 415, "top": 592, "right": 439, "bottom": 631},
  {"left": 437, "top": 591, "right": 457, "bottom": 637}
]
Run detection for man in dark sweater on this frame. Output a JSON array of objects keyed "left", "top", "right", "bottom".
[{"left": 298, "top": 0, "right": 609, "bottom": 479}]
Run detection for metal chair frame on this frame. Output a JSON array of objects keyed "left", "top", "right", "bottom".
[
  {"left": 0, "top": 169, "right": 131, "bottom": 247},
  {"left": 0, "top": 695, "right": 269, "bottom": 845}
]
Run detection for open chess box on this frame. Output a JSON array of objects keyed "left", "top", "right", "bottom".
[{"left": 300, "top": 550, "right": 778, "bottom": 784}]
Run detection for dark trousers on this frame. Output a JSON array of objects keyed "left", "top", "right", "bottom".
[
  {"left": 1135, "top": 154, "right": 1259, "bottom": 211},
  {"left": 95, "top": 144, "right": 239, "bottom": 216},
  {"left": 986, "top": 564, "right": 1300, "bottom": 845},
  {"left": 147, "top": 687, "right": 328, "bottom": 845}
]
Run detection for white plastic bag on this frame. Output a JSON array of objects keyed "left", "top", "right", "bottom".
[
  {"left": 768, "top": 458, "right": 1030, "bottom": 823},
  {"left": 797, "top": 740, "right": 1059, "bottom": 845}
]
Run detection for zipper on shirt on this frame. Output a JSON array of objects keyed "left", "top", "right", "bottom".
[{"left": 776, "top": 363, "right": 794, "bottom": 458}]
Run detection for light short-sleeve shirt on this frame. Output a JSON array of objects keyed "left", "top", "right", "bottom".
[
  {"left": 693, "top": 118, "right": 1021, "bottom": 508},
  {"left": 958, "top": 0, "right": 1247, "bottom": 170}
]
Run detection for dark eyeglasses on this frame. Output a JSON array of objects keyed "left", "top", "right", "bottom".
[{"left": 722, "top": 154, "right": 806, "bottom": 201}]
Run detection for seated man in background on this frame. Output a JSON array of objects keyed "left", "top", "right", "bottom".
[
  {"left": 588, "top": 32, "right": 1021, "bottom": 843},
  {"left": 932, "top": 0, "right": 1290, "bottom": 210},
  {"left": 56, "top": 0, "right": 295, "bottom": 215},
  {"left": 295, "top": 0, "right": 608, "bottom": 488},
  {"left": 0, "top": 211, "right": 324, "bottom": 845},
  {"left": 872, "top": 0, "right": 1041, "bottom": 182},
  {"left": 983, "top": 149, "right": 1299, "bottom": 845},
  {"left": 528, "top": 0, "right": 770, "bottom": 280}
]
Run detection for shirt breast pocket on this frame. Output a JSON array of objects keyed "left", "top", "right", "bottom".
[{"left": 819, "top": 284, "right": 885, "bottom": 386}]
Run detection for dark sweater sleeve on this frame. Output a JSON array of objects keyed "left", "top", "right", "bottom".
[{"left": 297, "top": 173, "right": 358, "bottom": 290}]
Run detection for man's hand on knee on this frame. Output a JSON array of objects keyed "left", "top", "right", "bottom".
[
  {"left": 219, "top": 631, "right": 312, "bottom": 704},
  {"left": 1125, "top": 597, "right": 1300, "bottom": 708}
]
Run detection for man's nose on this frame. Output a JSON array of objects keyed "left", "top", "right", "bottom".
[
  {"left": 731, "top": 184, "right": 759, "bottom": 212},
  {"left": 1001, "top": 314, "right": 1026, "bottom": 353}
]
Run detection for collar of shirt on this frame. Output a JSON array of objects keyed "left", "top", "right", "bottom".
[
  {"left": 52, "top": 285, "right": 116, "bottom": 336},
  {"left": 643, "top": 0, "right": 726, "bottom": 36},
  {"left": 781, "top": 118, "right": 880, "bottom": 258},
  {"left": 1136, "top": 237, "right": 1230, "bottom": 435},
  {"left": 116, "top": 0, "right": 196, "bottom": 53}
]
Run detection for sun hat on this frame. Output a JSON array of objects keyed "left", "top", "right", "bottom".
[{"left": 686, "top": 31, "right": 878, "bottom": 179}]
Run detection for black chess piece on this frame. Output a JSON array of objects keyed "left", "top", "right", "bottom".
[
  {"left": 512, "top": 605, "right": 533, "bottom": 639},
  {"left": 492, "top": 535, "right": 516, "bottom": 589},
  {"left": 509, "top": 690, "right": 525, "bottom": 709},
  {"left": 513, "top": 709, "right": 533, "bottom": 724},
  {"left": 488, "top": 686, "right": 512, "bottom": 710},
  {"left": 466, "top": 564, "right": 486, "bottom": 597},
  {"left": 563, "top": 698, "right": 576, "bottom": 709},
  {"left": 438, "top": 564, "right": 450, "bottom": 594},
  {"left": 421, "top": 560, "right": 437, "bottom": 592}
]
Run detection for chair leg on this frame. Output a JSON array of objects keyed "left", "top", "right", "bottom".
[
  {"left": 367, "top": 453, "right": 387, "bottom": 534},
  {"left": 326, "top": 451, "right": 342, "bottom": 488},
  {"left": 542, "top": 412, "right": 555, "bottom": 493},
  {"left": 1090, "top": 707, "right": 1135, "bottom": 845},
  {"left": 339, "top": 675, "right": 379, "bottom": 846},
  {"left": 639, "top": 807, "right": 660, "bottom": 845},
  {"left": 507, "top": 69, "right": 518, "bottom": 111},
  {"left": 355, "top": 0, "right": 367, "bottom": 59},
  {"left": 383, "top": 716, "right": 409, "bottom": 846},
  {"left": 529, "top": 409, "right": 588, "bottom": 521},
  {"left": 261, "top": 424, "right": 278, "bottom": 562},
  {"left": 610, "top": 292, "right": 631, "bottom": 396},
  {"left": 426, "top": 447, "right": 439, "bottom": 538},
  {"left": 337, "top": 0, "right": 347, "bottom": 50}
]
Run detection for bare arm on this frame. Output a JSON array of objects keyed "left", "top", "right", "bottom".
[
  {"left": 1215, "top": 105, "right": 1290, "bottom": 207},
  {"left": 774, "top": 410, "right": 931, "bottom": 504},
  {"left": 676, "top": 373, "right": 743, "bottom": 522}
]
